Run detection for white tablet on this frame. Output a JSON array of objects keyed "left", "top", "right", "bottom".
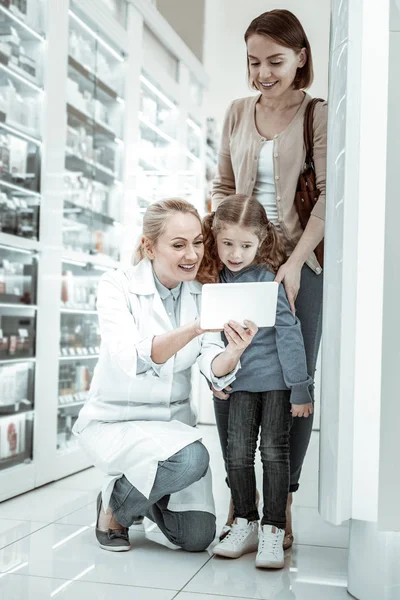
[{"left": 200, "top": 281, "right": 279, "bottom": 330}]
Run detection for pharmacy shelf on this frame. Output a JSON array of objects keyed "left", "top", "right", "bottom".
[
  {"left": 139, "top": 113, "right": 176, "bottom": 145},
  {"left": 59, "top": 354, "right": 100, "bottom": 362},
  {"left": 62, "top": 249, "right": 119, "bottom": 270},
  {"left": 0, "top": 179, "right": 41, "bottom": 198},
  {"left": 60, "top": 308, "right": 97, "bottom": 315},
  {"left": 0, "top": 233, "right": 40, "bottom": 252},
  {"left": 65, "top": 149, "right": 118, "bottom": 186},
  {"left": 0, "top": 357, "right": 36, "bottom": 365},
  {"left": 68, "top": 55, "right": 120, "bottom": 101},
  {"left": 63, "top": 199, "right": 118, "bottom": 227},
  {"left": 0, "top": 400, "right": 33, "bottom": 416},
  {"left": 0, "top": 4, "right": 45, "bottom": 41},
  {"left": 67, "top": 103, "right": 117, "bottom": 141},
  {"left": 0, "top": 303, "right": 37, "bottom": 310},
  {"left": 0, "top": 60, "right": 43, "bottom": 93}
]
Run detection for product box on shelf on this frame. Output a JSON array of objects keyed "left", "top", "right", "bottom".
[
  {"left": 0, "top": 362, "right": 31, "bottom": 411},
  {"left": 0, "top": 315, "right": 35, "bottom": 358},
  {"left": 0, "top": 413, "right": 25, "bottom": 460}
]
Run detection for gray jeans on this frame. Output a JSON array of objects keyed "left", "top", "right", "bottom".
[
  {"left": 214, "top": 264, "right": 323, "bottom": 492},
  {"left": 109, "top": 441, "right": 216, "bottom": 552}
]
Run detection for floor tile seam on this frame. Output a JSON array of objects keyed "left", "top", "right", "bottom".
[
  {"left": 292, "top": 542, "right": 349, "bottom": 550},
  {"left": 0, "top": 499, "right": 98, "bottom": 558},
  {"left": 0, "top": 497, "right": 96, "bottom": 526},
  {"left": 2, "top": 570, "right": 181, "bottom": 592},
  {"left": 173, "top": 591, "right": 258, "bottom": 600},
  {"left": 0, "top": 521, "right": 52, "bottom": 553},
  {"left": 171, "top": 554, "right": 215, "bottom": 599}
]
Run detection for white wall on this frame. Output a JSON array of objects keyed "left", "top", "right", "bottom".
[
  {"left": 203, "top": 0, "right": 331, "bottom": 125},
  {"left": 156, "top": 0, "right": 205, "bottom": 61}
]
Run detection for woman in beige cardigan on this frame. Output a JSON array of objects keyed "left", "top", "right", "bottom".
[{"left": 211, "top": 9, "right": 327, "bottom": 550}]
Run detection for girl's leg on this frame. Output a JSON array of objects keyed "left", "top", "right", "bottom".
[
  {"left": 260, "top": 390, "right": 292, "bottom": 529},
  {"left": 226, "top": 391, "right": 261, "bottom": 522},
  {"left": 290, "top": 265, "right": 323, "bottom": 491}
]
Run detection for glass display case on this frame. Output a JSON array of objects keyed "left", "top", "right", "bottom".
[
  {"left": 64, "top": 6, "right": 125, "bottom": 261},
  {"left": 0, "top": 244, "right": 37, "bottom": 303},
  {"left": 57, "top": 259, "right": 105, "bottom": 450},
  {"left": 0, "top": 245, "right": 36, "bottom": 469},
  {"left": 0, "top": 0, "right": 42, "bottom": 480},
  {"left": 137, "top": 72, "right": 179, "bottom": 214}
]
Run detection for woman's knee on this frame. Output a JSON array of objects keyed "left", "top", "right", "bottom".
[
  {"left": 178, "top": 512, "right": 216, "bottom": 552},
  {"left": 182, "top": 441, "right": 210, "bottom": 482}
]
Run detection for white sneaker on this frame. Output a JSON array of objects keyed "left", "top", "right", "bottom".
[
  {"left": 213, "top": 518, "right": 258, "bottom": 558},
  {"left": 256, "top": 524, "right": 285, "bottom": 569}
]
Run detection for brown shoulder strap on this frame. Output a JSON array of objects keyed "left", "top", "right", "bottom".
[{"left": 304, "top": 98, "right": 325, "bottom": 163}]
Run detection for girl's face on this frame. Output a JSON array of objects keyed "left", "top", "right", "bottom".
[
  {"left": 216, "top": 224, "right": 260, "bottom": 272},
  {"left": 145, "top": 212, "right": 204, "bottom": 288},
  {"left": 247, "top": 34, "right": 306, "bottom": 99}
]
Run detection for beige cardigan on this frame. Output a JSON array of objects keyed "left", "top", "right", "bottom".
[{"left": 211, "top": 92, "right": 328, "bottom": 274}]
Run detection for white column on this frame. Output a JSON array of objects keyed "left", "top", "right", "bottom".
[
  {"left": 323, "top": 0, "right": 400, "bottom": 597},
  {"left": 33, "top": 0, "right": 69, "bottom": 486}
]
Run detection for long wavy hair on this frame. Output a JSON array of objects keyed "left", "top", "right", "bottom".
[{"left": 197, "top": 195, "right": 287, "bottom": 284}]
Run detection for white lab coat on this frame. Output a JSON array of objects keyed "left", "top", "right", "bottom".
[{"left": 73, "top": 258, "right": 238, "bottom": 513}]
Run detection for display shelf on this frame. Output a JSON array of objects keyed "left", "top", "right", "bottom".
[
  {"left": 62, "top": 248, "right": 119, "bottom": 270},
  {"left": 60, "top": 308, "right": 97, "bottom": 315},
  {"left": 67, "top": 103, "right": 117, "bottom": 142},
  {"left": 65, "top": 149, "right": 119, "bottom": 186},
  {"left": 0, "top": 179, "right": 40, "bottom": 197},
  {"left": 67, "top": 55, "right": 119, "bottom": 101},
  {"left": 59, "top": 354, "right": 99, "bottom": 362},
  {"left": 58, "top": 391, "right": 89, "bottom": 409},
  {"left": 0, "top": 3, "right": 45, "bottom": 40},
  {"left": 0, "top": 59, "right": 42, "bottom": 92},
  {"left": 63, "top": 199, "right": 118, "bottom": 227},
  {"left": 138, "top": 156, "right": 167, "bottom": 173},
  {"left": 0, "top": 399, "right": 32, "bottom": 415},
  {"left": 0, "top": 302, "right": 36, "bottom": 309},
  {"left": 0, "top": 0, "right": 209, "bottom": 498},
  {"left": 139, "top": 113, "right": 176, "bottom": 144},
  {"left": 0, "top": 356, "right": 35, "bottom": 364},
  {"left": 0, "top": 233, "right": 40, "bottom": 251},
  {"left": 0, "top": 120, "right": 41, "bottom": 145}
]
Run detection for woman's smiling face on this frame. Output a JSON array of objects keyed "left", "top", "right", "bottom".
[
  {"left": 145, "top": 212, "right": 204, "bottom": 289},
  {"left": 247, "top": 34, "right": 306, "bottom": 98}
]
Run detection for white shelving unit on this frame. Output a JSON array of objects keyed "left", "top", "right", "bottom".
[{"left": 0, "top": 0, "right": 208, "bottom": 501}]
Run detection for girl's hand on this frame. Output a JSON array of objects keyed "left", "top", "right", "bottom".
[
  {"left": 212, "top": 385, "right": 232, "bottom": 400},
  {"left": 274, "top": 260, "right": 302, "bottom": 314},
  {"left": 291, "top": 403, "right": 313, "bottom": 418},
  {"left": 224, "top": 320, "right": 258, "bottom": 354}
]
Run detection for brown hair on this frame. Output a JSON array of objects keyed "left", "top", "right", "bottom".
[
  {"left": 244, "top": 9, "right": 314, "bottom": 91},
  {"left": 197, "top": 195, "right": 287, "bottom": 284},
  {"left": 134, "top": 198, "right": 201, "bottom": 264}
]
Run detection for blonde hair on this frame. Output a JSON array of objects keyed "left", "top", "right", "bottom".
[
  {"left": 134, "top": 198, "right": 201, "bottom": 264},
  {"left": 197, "top": 194, "right": 287, "bottom": 284}
]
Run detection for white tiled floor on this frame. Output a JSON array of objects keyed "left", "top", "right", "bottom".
[{"left": 0, "top": 427, "right": 352, "bottom": 599}]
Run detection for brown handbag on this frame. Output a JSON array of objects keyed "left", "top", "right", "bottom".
[{"left": 295, "top": 98, "right": 325, "bottom": 268}]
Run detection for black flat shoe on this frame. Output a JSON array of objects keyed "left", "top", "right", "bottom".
[{"left": 96, "top": 493, "right": 130, "bottom": 552}]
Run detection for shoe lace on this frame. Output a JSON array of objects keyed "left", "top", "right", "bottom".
[
  {"left": 108, "top": 527, "right": 129, "bottom": 541},
  {"left": 259, "top": 530, "right": 281, "bottom": 556},
  {"left": 224, "top": 524, "right": 251, "bottom": 546}
]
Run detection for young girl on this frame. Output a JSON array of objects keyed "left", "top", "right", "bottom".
[{"left": 197, "top": 194, "right": 313, "bottom": 569}]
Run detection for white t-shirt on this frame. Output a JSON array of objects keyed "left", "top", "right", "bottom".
[{"left": 253, "top": 140, "right": 279, "bottom": 225}]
